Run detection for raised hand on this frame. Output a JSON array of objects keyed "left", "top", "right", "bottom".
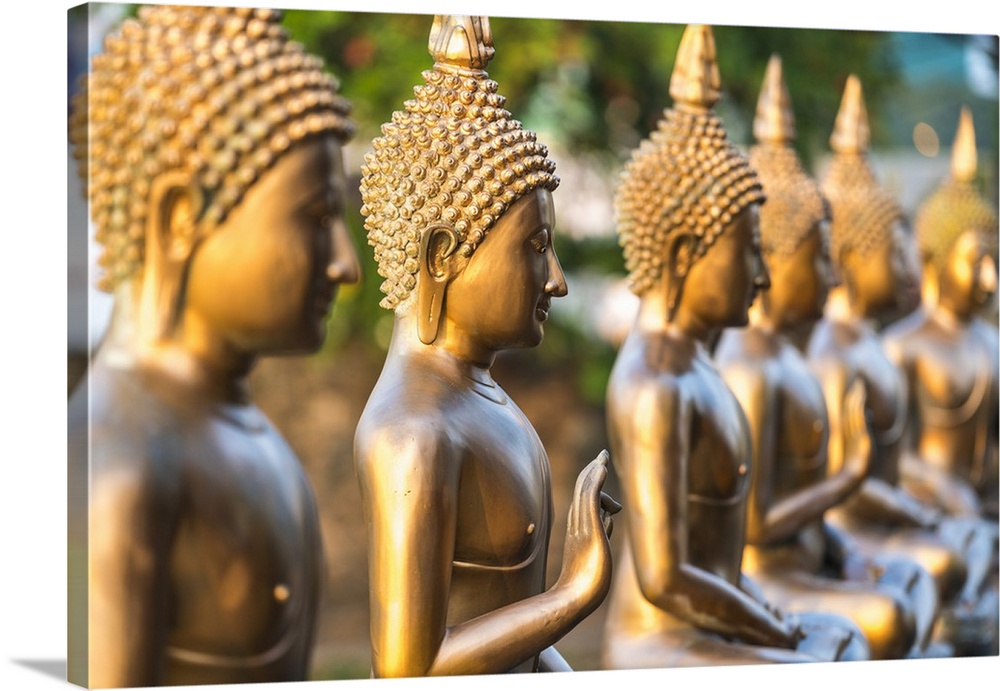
[
  {"left": 842, "top": 379, "right": 872, "bottom": 479},
  {"left": 556, "top": 450, "right": 621, "bottom": 604}
]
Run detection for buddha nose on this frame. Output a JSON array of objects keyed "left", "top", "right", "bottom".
[
  {"left": 327, "top": 214, "right": 361, "bottom": 285},
  {"left": 545, "top": 248, "right": 568, "bottom": 298},
  {"left": 980, "top": 254, "right": 997, "bottom": 296},
  {"left": 755, "top": 251, "right": 772, "bottom": 292}
]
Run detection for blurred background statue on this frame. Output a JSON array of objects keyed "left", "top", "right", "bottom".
[
  {"left": 882, "top": 106, "right": 999, "bottom": 654},
  {"left": 354, "top": 14, "right": 619, "bottom": 678},
  {"left": 67, "top": 6, "right": 360, "bottom": 686},
  {"left": 810, "top": 75, "right": 996, "bottom": 656},
  {"left": 601, "top": 26, "right": 867, "bottom": 669},
  {"left": 884, "top": 107, "right": 999, "bottom": 522},
  {"left": 715, "top": 55, "right": 937, "bottom": 660}
]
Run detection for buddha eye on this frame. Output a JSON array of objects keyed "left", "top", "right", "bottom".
[{"left": 530, "top": 229, "right": 549, "bottom": 254}]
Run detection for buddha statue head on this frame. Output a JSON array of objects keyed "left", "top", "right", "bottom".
[
  {"left": 820, "top": 75, "right": 915, "bottom": 321},
  {"left": 914, "top": 107, "right": 999, "bottom": 320},
  {"left": 748, "top": 55, "right": 833, "bottom": 327},
  {"left": 360, "top": 15, "right": 564, "bottom": 353},
  {"left": 70, "top": 5, "right": 359, "bottom": 356},
  {"left": 615, "top": 24, "right": 767, "bottom": 330}
]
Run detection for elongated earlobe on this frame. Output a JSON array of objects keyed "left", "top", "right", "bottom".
[
  {"left": 139, "top": 171, "right": 204, "bottom": 343},
  {"left": 839, "top": 247, "right": 858, "bottom": 303},
  {"left": 417, "top": 225, "right": 460, "bottom": 344},
  {"left": 663, "top": 232, "right": 694, "bottom": 322}
]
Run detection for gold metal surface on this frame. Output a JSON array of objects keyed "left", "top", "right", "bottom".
[
  {"left": 354, "top": 14, "right": 618, "bottom": 678},
  {"left": 811, "top": 77, "right": 997, "bottom": 656},
  {"left": 881, "top": 109, "right": 999, "bottom": 653},
  {"left": 886, "top": 107, "right": 999, "bottom": 518},
  {"left": 715, "top": 55, "right": 932, "bottom": 660},
  {"left": 602, "top": 26, "right": 867, "bottom": 669},
  {"left": 67, "top": 6, "right": 360, "bottom": 686}
]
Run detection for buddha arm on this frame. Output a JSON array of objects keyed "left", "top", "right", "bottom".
[
  {"left": 883, "top": 338, "right": 985, "bottom": 516},
  {"left": 619, "top": 383, "right": 798, "bottom": 649},
  {"left": 724, "top": 365, "right": 866, "bottom": 546},
  {"left": 88, "top": 460, "right": 179, "bottom": 688},
  {"left": 357, "top": 424, "right": 610, "bottom": 678},
  {"left": 813, "top": 358, "right": 937, "bottom": 529}
]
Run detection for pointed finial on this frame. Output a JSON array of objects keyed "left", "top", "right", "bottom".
[
  {"left": 753, "top": 54, "right": 796, "bottom": 144},
  {"left": 951, "top": 106, "right": 978, "bottom": 183},
  {"left": 669, "top": 24, "right": 721, "bottom": 110},
  {"left": 429, "top": 15, "right": 494, "bottom": 76},
  {"left": 829, "top": 74, "right": 870, "bottom": 154}
]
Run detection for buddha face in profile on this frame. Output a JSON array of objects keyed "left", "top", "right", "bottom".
[
  {"left": 844, "top": 220, "right": 912, "bottom": 318},
  {"left": 822, "top": 158, "right": 911, "bottom": 322},
  {"left": 748, "top": 133, "right": 834, "bottom": 328},
  {"left": 679, "top": 204, "right": 770, "bottom": 329},
  {"left": 937, "top": 230, "right": 997, "bottom": 318},
  {"left": 186, "top": 136, "right": 359, "bottom": 354},
  {"left": 763, "top": 218, "right": 833, "bottom": 326},
  {"left": 70, "top": 6, "right": 359, "bottom": 358},
  {"left": 440, "top": 188, "right": 566, "bottom": 353}
]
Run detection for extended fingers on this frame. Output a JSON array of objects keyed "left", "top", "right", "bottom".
[
  {"left": 569, "top": 452, "right": 611, "bottom": 532},
  {"left": 599, "top": 491, "right": 621, "bottom": 538}
]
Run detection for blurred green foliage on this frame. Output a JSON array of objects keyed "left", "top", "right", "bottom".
[{"left": 283, "top": 12, "right": 902, "bottom": 162}]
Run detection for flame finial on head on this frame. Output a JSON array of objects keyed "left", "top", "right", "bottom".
[
  {"left": 916, "top": 107, "right": 998, "bottom": 266},
  {"left": 952, "top": 106, "right": 978, "bottom": 183},
  {"left": 669, "top": 24, "right": 721, "bottom": 111},
  {"left": 615, "top": 23, "right": 764, "bottom": 295},
  {"left": 753, "top": 54, "right": 796, "bottom": 145},
  {"left": 428, "top": 15, "right": 495, "bottom": 75},
  {"left": 748, "top": 55, "right": 827, "bottom": 258},
  {"left": 829, "top": 74, "right": 870, "bottom": 154},
  {"left": 821, "top": 75, "right": 903, "bottom": 264}
]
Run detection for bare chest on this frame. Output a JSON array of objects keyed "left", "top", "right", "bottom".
[
  {"left": 915, "top": 336, "right": 991, "bottom": 421},
  {"left": 452, "top": 397, "right": 550, "bottom": 570},
  {"left": 777, "top": 353, "right": 828, "bottom": 482},
  {"left": 688, "top": 368, "right": 751, "bottom": 504},
  {"left": 168, "top": 419, "right": 321, "bottom": 660}
]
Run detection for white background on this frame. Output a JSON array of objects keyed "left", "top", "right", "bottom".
[{"left": 2, "top": 0, "right": 997, "bottom": 689}]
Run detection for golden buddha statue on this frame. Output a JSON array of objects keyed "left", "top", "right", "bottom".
[
  {"left": 810, "top": 77, "right": 996, "bottom": 654},
  {"left": 602, "top": 28, "right": 868, "bottom": 669},
  {"left": 883, "top": 107, "right": 1000, "bottom": 521},
  {"left": 715, "top": 55, "right": 936, "bottom": 660},
  {"left": 66, "top": 6, "right": 360, "bottom": 686},
  {"left": 355, "top": 15, "right": 619, "bottom": 678}
]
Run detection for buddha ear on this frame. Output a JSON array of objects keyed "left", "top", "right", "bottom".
[
  {"left": 417, "top": 224, "right": 462, "bottom": 344},
  {"left": 662, "top": 231, "right": 696, "bottom": 321},
  {"left": 140, "top": 170, "right": 205, "bottom": 342},
  {"left": 839, "top": 245, "right": 859, "bottom": 299}
]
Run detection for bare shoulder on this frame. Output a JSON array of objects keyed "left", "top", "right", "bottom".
[
  {"left": 84, "top": 366, "right": 186, "bottom": 518},
  {"left": 608, "top": 346, "right": 691, "bottom": 431},
  {"left": 716, "top": 325, "right": 779, "bottom": 366},
  {"left": 809, "top": 317, "right": 861, "bottom": 359},
  {"left": 882, "top": 307, "right": 931, "bottom": 361},
  {"left": 354, "top": 384, "right": 463, "bottom": 492},
  {"left": 718, "top": 354, "right": 771, "bottom": 401},
  {"left": 969, "top": 317, "right": 999, "bottom": 353}
]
